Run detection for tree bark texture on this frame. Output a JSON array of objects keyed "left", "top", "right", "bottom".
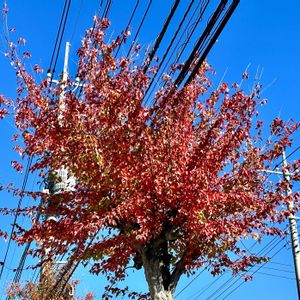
[{"left": 139, "top": 241, "right": 183, "bottom": 300}]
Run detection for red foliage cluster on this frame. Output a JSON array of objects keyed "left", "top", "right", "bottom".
[{"left": 1, "top": 18, "right": 300, "bottom": 298}]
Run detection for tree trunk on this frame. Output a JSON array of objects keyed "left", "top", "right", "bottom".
[{"left": 139, "top": 243, "right": 183, "bottom": 300}]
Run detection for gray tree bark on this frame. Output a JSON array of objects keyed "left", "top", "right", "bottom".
[{"left": 139, "top": 241, "right": 184, "bottom": 300}]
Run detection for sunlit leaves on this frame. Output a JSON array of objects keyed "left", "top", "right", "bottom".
[{"left": 1, "top": 17, "right": 299, "bottom": 297}]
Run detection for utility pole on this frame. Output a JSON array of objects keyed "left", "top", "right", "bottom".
[
  {"left": 58, "top": 41, "right": 70, "bottom": 121},
  {"left": 282, "top": 150, "right": 300, "bottom": 300},
  {"left": 48, "top": 41, "right": 76, "bottom": 196},
  {"left": 262, "top": 150, "right": 300, "bottom": 299},
  {"left": 43, "top": 41, "right": 76, "bottom": 299}
]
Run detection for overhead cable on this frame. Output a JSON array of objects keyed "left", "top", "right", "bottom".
[{"left": 143, "top": 0, "right": 180, "bottom": 73}]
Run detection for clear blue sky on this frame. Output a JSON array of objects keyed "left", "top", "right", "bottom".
[{"left": 0, "top": 1, "right": 300, "bottom": 299}]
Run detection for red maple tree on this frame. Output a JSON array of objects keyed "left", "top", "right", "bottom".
[{"left": 1, "top": 18, "right": 300, "bottom": 299}]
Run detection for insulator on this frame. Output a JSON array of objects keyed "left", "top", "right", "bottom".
[{"left": 47, "top": 69, "right": 52, "bottom": 79}]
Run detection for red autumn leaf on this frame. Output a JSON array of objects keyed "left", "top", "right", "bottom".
[
  {"left": 11, "top": 160, "right": 23, "bottom": 173},
  {"left": 33, "top": 64, "right": 43, "bottom": 73},
  {"left": 17, "top": 37, "right": 26, "bottom": 45}
]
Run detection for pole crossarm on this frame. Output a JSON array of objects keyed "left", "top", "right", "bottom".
[{"left": 259, "top": 169, "right": 294, "bottom": 176}]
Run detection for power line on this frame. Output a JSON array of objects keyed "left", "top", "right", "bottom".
[
  {"left": 126, "top": 0, "right": 153, "bottom": 57},
  {"left": 186, "top": 256, "right": 294, "bottom": 300},
  {"left": 102, "top": 0, "right": 112, "bottom": 19},
  {"left": 256, "top": 271, "right": 295, "bottom": 281},
  {"left": 284, "top": 145, "right": 300, "bottom": 163},
  {"left": 49, "top": 232, "right": 98, "bottom": 298},
  {"left": 48, "top": 0, "right": 71, "bottom": 77},
  {"left": 174, "top": 267, "right": 207, "bottom": 298},
  {"left": 262, "top": 145, "right": 300, "bottom": 185},
  {"left": 146, "top": 0, "right": 209, "bottom": 107},
  {"left": 220, "top": 242, "right": 288, "bottom": 300},
  {"left": 1, "top": 172, "right": 39, "bottom": 292},
  {"left": 6, "top": 211, "right": 42, "bottom": 298},
  {"left": 171, "top": 0, "right": 209, "bottom": 68},
  {"left": 190, "top": 275, "right": 223, "bottom": 300},
  {"left": 255, "top": 265, "right": 294, "bottom": 274},
  {"left": 180, "top": 228, "right": 288, "bottom": 299},
  {"left": 208, "top": 236, "right": 287, "bottom": 300},
  {"left": 76, "top": 0, "right": 113, "bottom": 99},
  {"left": 144, "top": 0, "right": 196, "bottom": 105},
  {"left": 185, "top": 0, "right": 240, "bottom": 86},
  {"left": 216, "top": 239, "right": 286, "bottom": 300},
  {"left": 0, "top": 1, "right": 66, "bottom": 293},
  {"left": 114, "top": 0, "right": 140, "bottom": 59},
  {"left": 173, "top": 0, "right": 228, "bottom": 88},
  {"left": 1, "top": 0, "right": 75, "bottom": 290},
  {"left": 0, "top": 156, "right": 33, "bottom": 281},
  {"left": 2, "top": 0, "right": 73, "bottom": 289},
  {"left": 48, "top": 0, "right": 68, "bottom": 73},
  {"left": 51, "top": 0, "right": 72, "bottom": 78},
  {"left": 70, "top": 0, "right": 83, "bottom": 44},
  {"left": 269, "top": 261, "right": 291, "bottom": 267},
  {"left": 206, "top": 146, "right": 300, "bottom": 299},
  {"left": 143, "top": 0, "right": 180, "bottom": 74}
]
